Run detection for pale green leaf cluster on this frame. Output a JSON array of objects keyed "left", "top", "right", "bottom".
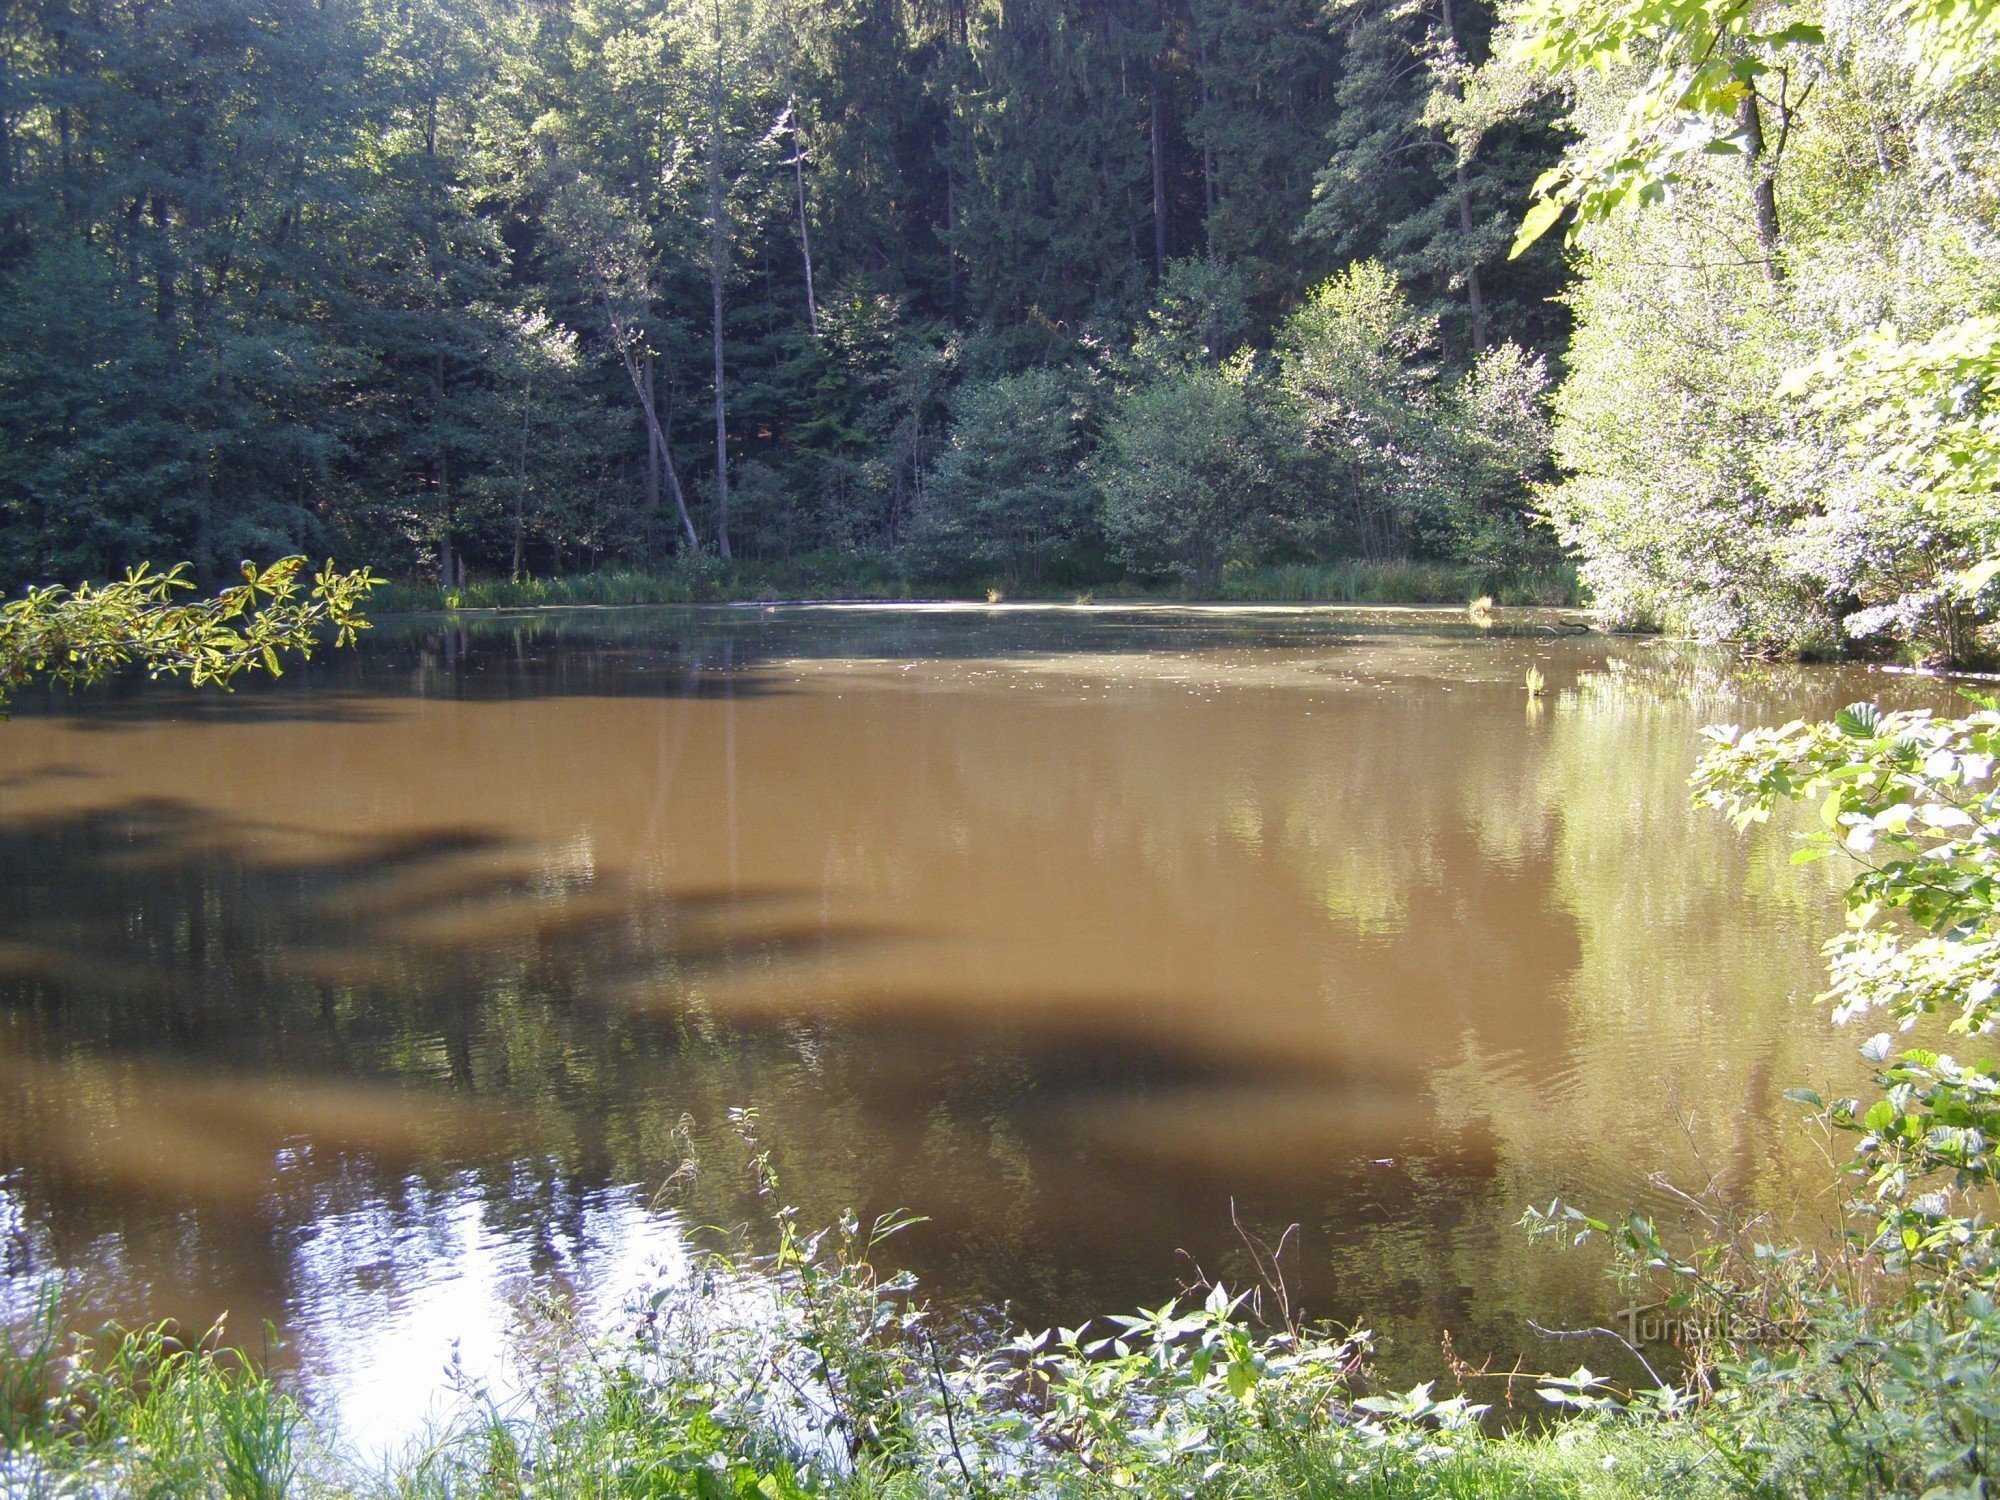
[
  {"left": 1696, "top": 699, "right": 2000, "bottom": 1279},
  {"left": 1504, "top": 0, "right": 1825, "bottom": 252},
  {"left": 1895, "top": 0, "right": 2000, "bottom": 84},
  {"left": 0, "top": 558, "right": 380, "bottom": 714},
  {"left": 1785, "top": 316, "right": 2000, "bottom": 537}
]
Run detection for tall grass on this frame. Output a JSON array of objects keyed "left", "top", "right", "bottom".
[
  {"left": 1214, "top": 560, "right": 1581, "bottom": 608},
  {"left": 5, "top": 1209, "right": 1983, "bottom": 1500},
  {"left": 0, "top": 1281, "right": 1708, "bottom": 1500},
  {"left": 369, "top": 556, "right": 921, "bottom": 613},
  {"left": 2, "top": 1310, "right": 303, "bottom": 1498}
]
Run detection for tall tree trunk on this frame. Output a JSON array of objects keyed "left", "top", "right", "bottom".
[
  {"left": 1437, "top": 0, "right": 1487, "bottom": 350},
  {"left": 1736, "top": 89, "right": 1784, "bottom": 282},
  {"left": 54, "top": 22, "right": 73, "bottom": 227},
  {"left": 1454, "top": 161, "right": 1487, "bottom": 351},
  {"left": 1198, "top": 40, "right": 1215, "bottom": 239},
  {"left": 433, "top": 351, "right": 453, "bottom": 585},
  {"left": 149, "top": 190, "right": 174, "bottom": 324},
  {"left": 709, "top": 0, "right": 732, "bottom": 561},
  {"left": 513, "top": 372, "right": 531, "bottom": 581},
  {"left": 945, "top": 167, "right": 960, "bottom": 322},
  {"left": 643, "top": 349, "right": 661, "bottom": 524},
  {"left": 0, "top": 55, "right": 15, "bottom": 247},
  {"left": 791, "top": 100, "right": 817, "bottom": 334},
  {"left": 1149, "top": 59, "right": 1168, "bottom": 276}
]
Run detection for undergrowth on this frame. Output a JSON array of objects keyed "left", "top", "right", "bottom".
[{"left": 368, "top": 557, "right": 1583, "bottom": 614}]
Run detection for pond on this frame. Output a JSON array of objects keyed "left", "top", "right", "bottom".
[{"left": 0, "top": 602, "right": 1950, "bottom": 1447}]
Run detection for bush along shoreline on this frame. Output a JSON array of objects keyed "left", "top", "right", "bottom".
[
  {"left": 4, "top": 694, "right": 1999, "bottom": 1498},
  {"left": 366, "top": 559, "right": 1583, "bottom": 616}
]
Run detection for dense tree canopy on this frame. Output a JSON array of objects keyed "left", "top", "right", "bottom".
[
  {"left": 1508, "top": 0, "right": 2000, "bottom": 662},
  {"left": 0, "top": 0, "right": 1991, "bottom": 661},
  {"left": 0, "top": 0, "right": 1565, "bottom": 592}
]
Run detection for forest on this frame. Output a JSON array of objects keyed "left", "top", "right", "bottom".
[
  {"left": 5, "top": 0, "right": 2000, "bottom": 1494},
  {"left": 2, "top": 0, "right": 1993, "bottom": 660}
]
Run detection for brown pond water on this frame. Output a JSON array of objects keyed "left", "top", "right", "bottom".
[{"left": 0, "top": 603, "right": 1954, "bottom": 1444}]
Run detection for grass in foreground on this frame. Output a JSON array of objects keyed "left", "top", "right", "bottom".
[
  {"left": 3, "top": 1197, "right": 1986, "bottom": 1500},
  {"left": 0, "top": 1291, "right": 1709, "bottom": 1499}
]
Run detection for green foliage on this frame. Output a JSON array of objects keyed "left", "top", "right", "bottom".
[
  {"left": 1445, "top": 341, "right": 1559, "bottom": 570},
  {"left": 911, "top": 366, "right": 1100, "bottom": 583},
  {"left": 1505, "top": 0, "right": 2000, "bottom": 662},
  {"left": 0, "top": 557, "right": 378, "bottom": 712},
  {"left": 1696, "top": 699, "right": 2000, "bottom": 1283},
  {"left": 0, "top": 0, "right": 1562, "bottom": 597},
  {"left": 1098, "top": 356, "right": 1280, "bottom": 589},
  {"left": 1121, "top": 257, "right": 1255, "bottom": 380},
  {"left": 1275, "top": 261, "right": 1554, "bottom": 565},
  {"left": 2, "top": 1309, "right": 307, "bottom": 1498},
  {"left": 1504, "top": 0, "right": 1825, "bottom": 254},
  {"left": 1537, "top": 218, "right": 1824, "bottom": 647},
  {"left": 1306, "top": 0, "right": 1571, "bottom": 355},
  {"left": 1784, "top": 319, "right": 2000, "bottom": 661}
]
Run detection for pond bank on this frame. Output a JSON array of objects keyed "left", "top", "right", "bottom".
[
  {"left": 368, "top": 559, "right": 1582, "bottom": 614},
  {"left": 4, "top": 1210, "right": 1979, "bottom": 1500}
]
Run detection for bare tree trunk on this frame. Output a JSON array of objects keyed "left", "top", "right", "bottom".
[
  {"left": 1199, "top": 40, "right": 1215, "bottom": 238},
  {"left": 616, "top": 337, "right": 700, "bottom": 553},
  {"left": 643, "top": 349, "right": 661, "bottom": 527},
  {"left": 1736, "top": 90, "right": 1784, "bottom": 282},
  {"left": 1149, "top": 60, "right": 1168, "bottom": 276},
  {"left": 1454, "top": 161, "right": 1487, "bottom": 351},
  {"left": 709, "top": 0, "right": 732, "bottom": 561},
  {"left": 791, "top": 100, "right": 817, "bottom": 334}
]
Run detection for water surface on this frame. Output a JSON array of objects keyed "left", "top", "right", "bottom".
[{"left": 0, "top": 604, "right": 1947, "bottom": 1443}]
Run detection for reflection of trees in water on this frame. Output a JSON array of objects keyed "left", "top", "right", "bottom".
[
  {"left": 0, "top": 614, "right": 1956, "bottom": 1395},
  {"left": 1348, "top": 649, "right": 1942, "bottom": 1375},
  {"left": 0, "top": 791, "right": 1399, "bottom": 1350},
  {"left": 929, "top": 636, "right": 1942, "bottom": 1372}
]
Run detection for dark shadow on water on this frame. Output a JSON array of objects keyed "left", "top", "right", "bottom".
[
  {"left": 5, "top": 603, "right": 1565, "bottom": 729},
  {"left": 0, "top": 793, "right": 1512, "bottom": 1349},
  {"left": 0, "top": 762, "right": 95, "bottom": 791},
  {"left": 0, "top": 799, "right": 903, "bottom": 1066}
]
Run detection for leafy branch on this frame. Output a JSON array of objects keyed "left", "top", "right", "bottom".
[{"left": 0, "top": 558, "right": 380, "bottom": 714}]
